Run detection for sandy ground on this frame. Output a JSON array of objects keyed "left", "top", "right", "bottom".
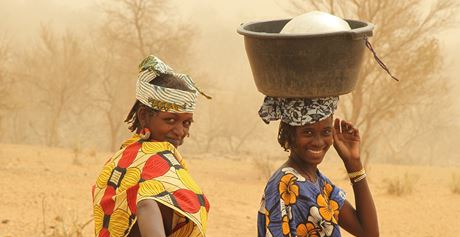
[{"left": 1, "top": 143, "right": 460, "bottom": 237}]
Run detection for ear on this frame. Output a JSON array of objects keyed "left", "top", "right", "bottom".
[{"left": 137, "top": 106, "right": 149, "bottom": 128}]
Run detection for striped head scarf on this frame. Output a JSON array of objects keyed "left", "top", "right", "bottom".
[
  {"left": 258, "top": 96, "right": 339, "bottom": 126},
  {"left": 136, "top": 55, "right": 210, "bottom": 113}
]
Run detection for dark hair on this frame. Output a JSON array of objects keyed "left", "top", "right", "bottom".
[
  {"left": 124, "top": 73, "right": 196, "bottom": 132},
  {"left": 278, "top": 121, "right": 296, "bottom": 152}
]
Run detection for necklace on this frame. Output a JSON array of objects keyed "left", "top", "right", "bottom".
[{"left": 287, "top": 155, "right": 318, "bottom": 183}]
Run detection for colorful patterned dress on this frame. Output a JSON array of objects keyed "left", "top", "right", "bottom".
[
  {"left": 92, "top": 135, "right": 210, "bottom": 237},
  {"left": 258, "top": 167, "right": 346, "bottom": 237}
]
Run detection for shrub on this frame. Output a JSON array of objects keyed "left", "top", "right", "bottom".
[
  {"left": 450, "top": 172, "right": 460, "bottom": 195},
  {"left": 384, "top": 172, "right": 419, "bottom": 196},
  {"left": 253, "top": 156, "right": 276, "bottom": 180}
]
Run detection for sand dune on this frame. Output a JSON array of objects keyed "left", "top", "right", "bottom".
[{"left": 0, "top": 143, "right": 459, "bottom": 236}]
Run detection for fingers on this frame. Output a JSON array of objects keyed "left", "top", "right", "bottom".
[
  {"left": 333, "top": 118, "right": 340, "bottom": 136},
  {"left": 342, "top": 120, "right": 353, "bottom": 134},
  {"left": 334, "top": 118, "right": 359, "bottom": 137},
  {"left": 333, "top": 118, "right": 340, "bottom": 141},
  {"left": 341, "top": 120, "right": 356, "bottom": 136},
  {"left": 334, "top": 118, "right": 341, "bottom": 132}
]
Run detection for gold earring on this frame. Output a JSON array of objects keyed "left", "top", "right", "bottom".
[
  {"left": 284, "top": 141, "right": 290, "bottom": 150},
  {"left": 139, "top": 128, "right": 151, "bottom": 140}
]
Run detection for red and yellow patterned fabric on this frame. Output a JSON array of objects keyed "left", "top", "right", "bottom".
[{"left": 92, "top": 136, "right": 210, "bottom": 237}]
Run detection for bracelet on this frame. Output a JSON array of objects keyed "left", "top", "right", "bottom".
[
  {"left": 352, "top": 173, "right": 367, "bottom": 183},
  {"left": 348, "top": 168, "right": 365, "bottom": 179}
]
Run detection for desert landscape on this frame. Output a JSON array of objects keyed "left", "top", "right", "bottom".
[{"left": 1, "top": 143, "right": 460, "bottom": 237}]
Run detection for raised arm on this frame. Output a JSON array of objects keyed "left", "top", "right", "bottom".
[{"left": 332, "top": 118, "right": 379, "bottom": 237}]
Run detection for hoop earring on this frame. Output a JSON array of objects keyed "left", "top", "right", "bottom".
[
  {"left": 139, "top": 128, "right": 151, "bottom": 140},
  {"left": 284, "top": 141, "right": 290, "bottom": 150}
]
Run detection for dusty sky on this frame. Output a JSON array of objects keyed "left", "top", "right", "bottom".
[
  {"left": 2, "top": 0, "right": 460, "bottom": 121},
  {"left": 181, "top": 0, "right": 460, "bottom": 121}
]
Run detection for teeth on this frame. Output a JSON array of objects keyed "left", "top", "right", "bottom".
[{"left": 308, "top": 150, "right": 322, "bottom": 154}]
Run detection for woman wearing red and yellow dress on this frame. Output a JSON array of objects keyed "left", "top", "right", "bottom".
[{"left": 92, "top": 55, "right": 210, "bottom": 237}]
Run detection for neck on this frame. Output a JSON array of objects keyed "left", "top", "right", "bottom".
[{"left": 287, "top": 154, "right": 318, "bottom": 182}]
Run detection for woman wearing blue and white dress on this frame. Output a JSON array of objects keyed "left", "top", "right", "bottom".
[{"left": 257, "top": 96, "right": 378, "bottom": 237}]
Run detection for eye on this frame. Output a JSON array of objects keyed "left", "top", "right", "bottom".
[
  {"left": 301, "top": 129, "right": 313, "bottom": 136},
  {"left": 322, "top": 129, "right": 332, "bottom": 136},
  {"left": 183, "top": 120, "right": 193, "bottom": 128},
  {"left": 164, "top": 118, "right": 176, "bottom": 124}
]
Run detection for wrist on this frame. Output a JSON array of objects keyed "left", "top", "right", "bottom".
[
  {"left": 350, "top": 172, "right": 367, "bottom": 184},
  {"left": 343, "top": 159, "right": 363, "bottom": 172}
]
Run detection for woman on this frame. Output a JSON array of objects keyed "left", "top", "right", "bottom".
[
  {"left": 257, "top": 96, "right": 378, "bottom": 237},
  {"left": 92, "top": 55, "right": 210, "bottom": 237}
]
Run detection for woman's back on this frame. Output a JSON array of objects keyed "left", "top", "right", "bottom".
[{"left": 93, "top": 138, "right": 210, "bottom": 237}]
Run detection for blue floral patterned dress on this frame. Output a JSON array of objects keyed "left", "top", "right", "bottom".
[{"left": 258, "top": 167, "right": 346, "bottom": 237}]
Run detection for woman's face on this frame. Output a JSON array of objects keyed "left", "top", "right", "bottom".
[
  {"left": 141, "top": 109, "right": 194, "bottom": 147},
  {"left": 290, "top": 116, "right": 333, "bottom": 166}
]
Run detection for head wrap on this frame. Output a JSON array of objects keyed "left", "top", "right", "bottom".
[
  {"left": 136, "top": 55, "right": 210, "bottom": 113},
  {"left": 258, "top": 96, "right": 339, "bottom": 126}
]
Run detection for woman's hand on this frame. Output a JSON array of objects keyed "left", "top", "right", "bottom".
[
  {"left": 333, "top": 118, "right": 379, "bottom": 237},
  {"left": 332, "top": 118, "right": 361, "bottom": 164}
]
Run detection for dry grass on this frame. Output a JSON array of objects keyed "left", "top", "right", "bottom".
[
  {"left": 39, "top": 195, "right": 92, "bottom": 237},
  {"left": 42, "top": 216, "right": 92, "bottom": 237},
  {"left": 71, "top": 146, "right": 82, "bottom": 166},
  {"left": 450, "top": 172, "right": 460, "bottom": 194},
  {"left": 383, "top": 172, "right": 419, "bottom": 196},
  {"left": 88, "top": 149, "right": 97, "bottom": 158}
]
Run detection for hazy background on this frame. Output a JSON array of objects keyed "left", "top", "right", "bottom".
[{"left": 1, "top": 0, "right": 459, "bottom": 165}]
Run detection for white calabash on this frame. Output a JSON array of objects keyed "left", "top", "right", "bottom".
[{"left": 280, "top": 11, "right": 351, "bottom": 34}]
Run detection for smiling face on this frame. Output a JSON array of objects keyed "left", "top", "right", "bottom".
[
  {"left": 138, "top": 106, "right": 193, "bottom": 147},
  {"left": 290, "top": 116, "right": 333, "bottom": 167}
]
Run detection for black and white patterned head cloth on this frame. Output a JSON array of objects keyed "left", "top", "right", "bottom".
[
  {"left": 136, "top": 55, "right": 210, "bottom": 113},
  {"left": 258, "top": 96, "right": 339, "bottom": 126}
]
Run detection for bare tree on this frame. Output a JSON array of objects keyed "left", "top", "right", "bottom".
[
  {"left": 90, "top": 0, "right": 199, "bottom": 151},
  {"left": 90, "top": 39, "right": 132, "bottom": 151},
  {"left": 22, "top": 25, "right": 93, "bottom": 146},
  {"left": 287, "top": 0, "right": 458, "bottom": 166},
  {"left": 0, "top": 35, "right": 13, "bottom": 140},
  {"left": 188, "top": 84, "right": 264, "bottom": 154},
  {"left": 99, "top": 0, "right": 196, "bottom": 68}
]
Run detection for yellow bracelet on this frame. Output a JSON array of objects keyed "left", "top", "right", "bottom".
[
  {"left": 352, "top": 173, "right": 367, "bottom": 183},
  {"left": 348, "top": 168, "right": 365, "bottom": 179}
]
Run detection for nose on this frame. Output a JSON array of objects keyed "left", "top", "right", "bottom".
[
  {"left": 172, "top": 123, "right": 186, "bottom": 138},
  {"left": 311, "top": 134, "right": 325, "bottom": 148}
]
